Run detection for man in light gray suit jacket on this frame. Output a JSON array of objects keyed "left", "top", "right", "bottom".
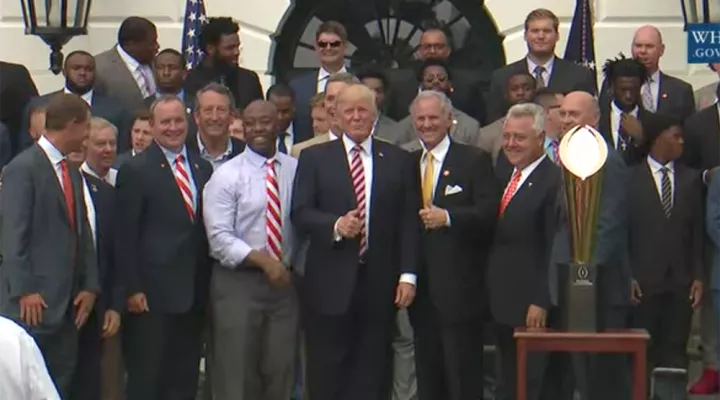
[{"left": 0, "top": 93, "right": 99, "bottom": 398}]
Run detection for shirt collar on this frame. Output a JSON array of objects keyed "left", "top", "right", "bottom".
[
  {"left": 318, "top": 66, "right": 347, "bottom": 81},
  {"left": 611, "top": 101, "right": 639, "bottom": 116},
  {"left": 647, "top": 155, "right": 674, "bottom": 173},
  {"left": 156, "top": 89, "right": 185, "bottom": 101},
  {"left": 526, "top": 56, "right": 555, "bottom": 73},
  {"left": 544, "top": 135, "right": 558, "bottom": 148},
  {"left": 64, "top": 87, "right": 93, "bottom": 104},
  {"left": 116, "top": 44, "right": 142, "bottom": 70},
  {"left": 342, "top": 134, "right": 372, "bottom": 156},
  {"left": 197, "top": 134, "right": 232, "bottom": 159},
  {"left": 157, "top": 142, "right": 189, "bottom": 163},
  {"left": 421, "top": 135, "right": 451, "bottom": 164},
  {"left": 38, "top": 136, "right": 65, "bottom": 165},
  {"left": 648, "top": 70, "right": 661, "bottom": 83},
  {"left": 244, "top": 145, "right": 281, "bottom": 168},
  {"left": 514, "top": 154, "right": 547, "bottom": 176}
]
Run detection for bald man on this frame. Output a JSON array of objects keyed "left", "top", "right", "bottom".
[
  {"left": 548, "top": 91, "right": 633, "bottom": 400},
  {"left": 600, "top": 25, "right": 695, "bottom": 122}
]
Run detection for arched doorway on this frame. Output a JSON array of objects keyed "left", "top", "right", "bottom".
[{"left": 270, "top": 0, "right": 506, "bottom": 82}]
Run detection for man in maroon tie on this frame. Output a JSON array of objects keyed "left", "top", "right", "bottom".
[{"left": 291, "top": 84, "right": 421, "bottom": 400}]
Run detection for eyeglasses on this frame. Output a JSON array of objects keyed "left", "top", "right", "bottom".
[{"left": 317, "top": 41, "right": 342, "bottom": 49}]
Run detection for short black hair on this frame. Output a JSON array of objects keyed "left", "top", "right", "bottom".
[
  {"left": 602, "top": 53, "right": 649, "bottom": 84},
  {"left": 155, "top": 48, "right": 186, "bottom": 68},
  {"left": 507, "top": 71, "right": 535, "bottom": 86},
  {"left": 266, "top": 83, "right": 295, "bottom": 100},
  {"left": 64, "top": 50, "right": 93, "bottom": 68},
  {"left": 117, "top": 17, "right": 156, "bottom": 45},
  {"left": 417, "top": 58, "right": 452, "bottom": 83},
  {"left": 355, "top": 64, "right": 389, "bottom": 92},
  {"left": 643, "top": 112, "right": 682, "bottom": 148},
  {"left": 199, "top": 17, "right": 239, "bottom": 52}
]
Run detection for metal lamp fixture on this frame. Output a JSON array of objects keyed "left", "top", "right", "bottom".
[
  {"left": 681, "top": 0, "right": 720, "bottom": 30},
  {"left": 19, "top": 0, "right": 92, "bottom": 74}
]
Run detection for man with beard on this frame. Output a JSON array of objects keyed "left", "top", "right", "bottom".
[
  {"left": 184, "top": 17, "right": 263, "bottom": 111},
  {"left": 203, "top": 100, "right": 298, "bottom": 400},
  {"left": 598, "top": 55, "right": 652, "bottom": 166},
  {"left": 398, "top": 59, "right": 480, "bottom": 149},
  {"left": 19, "top": 51, "right": 134, "bottom": 153}
]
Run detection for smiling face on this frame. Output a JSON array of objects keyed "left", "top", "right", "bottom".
[
  {"left": 151, "top": 99, "right": 188, "bottom": 152},
  {"left": 411, "top": 96, "right": 453, "bottom": 150},
  {"left": 502, "top": 115, "right": 544, "bottom": 169},
  {"left": 243, "top": 101, "right": 278, "bottom": 157},
  {"left": 524, "top": 17, "right": 558, "bottom": 57},
  {"left": 195, "top": 90, "right": 232, "bottom": 140},
  {"left": 315, "top": 32, "right": 346, "bottom": 69}
]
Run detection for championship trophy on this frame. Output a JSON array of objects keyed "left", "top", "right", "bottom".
[{"left": 557, "top": 125, "right": 608, "bottom": 332}]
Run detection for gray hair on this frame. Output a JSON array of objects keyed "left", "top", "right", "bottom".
[
  {"left": 409, "top": 90, "right": 454, "bottom": 116},
  {"left": 89, "top": 116, "right": 118, "bottom": 137},
  {"left": 195, "top": 82, "right": 236, "bottom": 110},
  {"left": 504, "top": 103, "right": 545, "bottom": 135},
  {"left": 149, "top": 94, "right": 186, "bottom": 116}
]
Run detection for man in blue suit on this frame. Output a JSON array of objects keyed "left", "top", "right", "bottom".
[
  {"left": 289, "top": 20, "right": 348, "bottom": 143},
  {"left": 19, "top": 51, "right": 134, "bottom": 153},
  {"left": 706, "top": 172, "right": 720, "bottom": 364}
]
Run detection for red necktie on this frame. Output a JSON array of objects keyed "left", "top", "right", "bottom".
[
  {"left": 350, "top": 145, "right": 367, "bottom": 258},
  {"left": 498, "top": 170, "right": 522, "bottom": 216},
  {"left": 60, "top": 160, "right": 76, "bottom": 231},
  {"left": 173, "top": 154, "right": 194, "bottom": 220},
  {"left": 266, "top": 159, "right": 283, "bottom": 260},
  {"left": 552, "top": 139, "right": 561, "bottom": 166}
]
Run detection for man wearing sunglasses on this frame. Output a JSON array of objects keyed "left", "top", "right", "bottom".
[{"left": 289, "top": 21, "right": 349, "bottom": 145}]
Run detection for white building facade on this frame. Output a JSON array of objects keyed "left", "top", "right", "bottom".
[{"left": 0, "top": 0, "right": 714, "bottom": 95}]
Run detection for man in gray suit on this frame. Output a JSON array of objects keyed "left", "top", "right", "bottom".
[
  {"left": 0, "top": 93, "right": 99, "bottom": 398},
  {"left": 95, "top": 17, "right": 159, "bottom": 113},
  {"left": 547, "top": 91, "right": 632, "bottom": 400}
]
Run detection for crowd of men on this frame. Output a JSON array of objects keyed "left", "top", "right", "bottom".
[{"left": 0, "top": 6, "right": 719, "bottom": 400}]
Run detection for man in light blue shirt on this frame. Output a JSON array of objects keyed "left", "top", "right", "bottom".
[{"left": 203, "top": 100, "right": 298, "bottom": 400}]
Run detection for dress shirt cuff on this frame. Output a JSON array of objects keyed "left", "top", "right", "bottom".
[
  {"left": 216, "top": 240, "right": 253, "bottom": 269},
  {"left": 399, "top": 273, "right": 417, "bottom": 286},
  {"left": 444, "top": 210, "right": 452, "bottom": 227},
  {"left": 333, "top": 218, "right": 342, "bottom": 242}
]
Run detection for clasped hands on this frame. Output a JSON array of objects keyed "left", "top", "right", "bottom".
[
  {"left": 419, "top": 205, "right": 448, "bottom": 230},
  {"left": 20, "top": 290, "right": 96, "bottom": 329}
]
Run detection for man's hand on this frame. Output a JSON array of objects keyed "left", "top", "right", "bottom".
[
  {"left": 127, "top": 293, "right": 149, "bottom": 314},
  {"left": 690, "top": 280, "right": 703, "bottom": 309},
  {"left": 336, "top": 208, "right": 363, "bottom": 239},
  {"left": 620, "top": 114, "right": 643, "bottom": 141},
  {"left": 394, "top": 282, "right": 416, "bottom": 308},
  {"left": 263, "top": 262, "right": 292, "bottom": 288},
  {"left": 418, "top": 205, "right": 448, "bottom": 230},
  {"left": 19, "top": 293, "right": 47, "bottom": 327},
  {"left": 525, "top": 304, "right": 547, "bottom": 329},
  {"left": 630, "top": 280, "right": 643, "bottom": 306},
  {"left": 74, "top": 291, "right": 96, "bottom": 328},
  {"left": 102, "top": 310, "right": 121, "bottom": 338}
]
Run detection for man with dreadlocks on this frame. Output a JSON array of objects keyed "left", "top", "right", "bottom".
[{"left": 599, "top": 54, "right": 653, "bottom": 166}]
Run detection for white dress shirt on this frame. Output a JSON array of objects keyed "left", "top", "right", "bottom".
[
  {"left": 80, "top": 161, "right": 117, "bottom": 187},
  {"left": 317, "top": 66, "right": 347, "bottom": 93},
  {"left": 504, "top": 154, "right": 547, "bottom": 196},
  {"left": 116, "top": 44, "right": 155, "bottom": 97},
  {"left": 338, "top": 134, "right": 417, "bottom": 285},
  {"left": 610, "top": 102, "right": 639, "bottom": 150},
  {"left": 63, "top": 87, "right": 93, "bottom": 106},
  {"left": 280, "top": 123, "right": 295, "bottom": 152},
  {"left": 0, "top": 316, "right": 61, "bottom": 400},
  {"left": 37, "top": 136, "right": 66, "bottom": 187},
  {"left": 647, "top": 156, "right": 675, "bottom": 202},
  {"left": 81, "top": 176, "right": 97, "bottom": 249},
  {"left": 526, "top": 56, "right": 555, "bottom": 87}
]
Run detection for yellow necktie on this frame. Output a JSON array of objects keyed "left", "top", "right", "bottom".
[{"left": 422, "top": 152, "right": 435, "bottom": 207}]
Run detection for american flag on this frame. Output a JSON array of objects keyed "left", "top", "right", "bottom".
[
  {"left": 181, "top": 0, "right": 208, "bottom": 70},
  {"left": 564, "top": 0, "right": 597, "bottom": 92}
]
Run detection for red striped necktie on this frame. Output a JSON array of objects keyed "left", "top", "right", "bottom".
[
  {"left": 350, "top": 145, "right": 367, "bottom": 258},
  {"left": 173, "top": 154, "right": 194, "bottom": 220},
  {"left": 266, "top": 159, "right": 283, "bottom": 260}
]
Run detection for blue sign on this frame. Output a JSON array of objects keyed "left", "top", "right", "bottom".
[{"left": 687, "top": 24, "right": 720, "bottom": 63}]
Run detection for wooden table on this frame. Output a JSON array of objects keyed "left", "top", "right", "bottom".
[{"left": 514, "top": 328, "right": 650, "bottom": 400}]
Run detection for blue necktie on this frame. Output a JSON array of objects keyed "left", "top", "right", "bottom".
[{"left": 277, "top": 133, "right": 288, "bottom": 154}]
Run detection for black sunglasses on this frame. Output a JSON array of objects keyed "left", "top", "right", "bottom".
[{"left": 317, "top": 40, "right": 342, "bottom": 49}]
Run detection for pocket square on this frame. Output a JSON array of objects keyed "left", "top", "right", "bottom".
[{"left": 444, "top": 185, "right": 463, "bottom": 195}]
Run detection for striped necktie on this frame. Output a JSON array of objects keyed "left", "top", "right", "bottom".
[
  {"left": 266, "top": 159, "right": 283, "bottom": 260},
  {"left": 173, "top": 154, "right": 194, "bottom": 220},
  {"left": 350, "top": 145, "right": 367, "bottom": 259}
]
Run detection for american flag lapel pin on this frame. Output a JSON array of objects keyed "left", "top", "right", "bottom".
[
  {"left": 528, "top": 181, "right": 533, "bottom": 187},
  {"left": 379, "top": 152, "right": 384, "bottom": 158},
  {"left": 443, "top": 170, "right": 450, "bottom": 177},
  {"left": 661, "top": 93, "right": 668, "bottom": 99},
  {"left": 160, "top": 163, "right": 166, "bottom": 168},
  {"left": 91, "top": 184, "right": 98, "bottom": 192},
  {"left": 194, "top": 163, "right": 199, "bottom": 170}
]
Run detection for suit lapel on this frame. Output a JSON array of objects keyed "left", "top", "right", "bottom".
[
  {"left": 657, "top": 73, "right": 670, "bottom": 112},
  {"left": 331, "top": 140, "right": 357, "bottom": 209},
  {"left": 547, "top": 58, "right": 565, "bottom": 87},
  {"left": 505, "top": 157, "right": 550, "bottom": 213},
  {"left": 640, "top": 163, "right": 666, "bottom": 218},
  {"left": 369, "top": 139, "right": 386, "bottom": 216},
  {"left": 33, "top": 144, "right": 71, "bottom": 227},
  {"left": 186, "top": 150, "right": 206, "bottom": 219},
  {"left": 147, "top": 143, "right": 193, "bottom": 223},
  {"left": 599, "top": 102, "right": 613, "bottom": 148},
  {"left": 432, "top": 143, "right": 455, "bottom": 204}
]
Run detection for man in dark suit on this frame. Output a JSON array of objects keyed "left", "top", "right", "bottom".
[
  {"left": 0, "top": 93, "right": 99, "bottom": 398},
  {"left": 627, "top": 113, "right": 704, "bottom": 387},
  {"left": 0, "top": 121, "right": 11, "bottom": 169},
  {"left": 682, "top": 83, "right": 720, "bottom": 175},
  {"left": 115, "top": 95, "right": 214, "bottom": 399},
  {"left": 184, "top": 17, "right": 263, "bottom": 111},
  {"left": 385, "top": 26, "right": 487, "bottom": 125},
  {"left": 489, "top": 103, "right": 560, "bottom": 400},
  {"left": 20, "top": 50, "right": 134, "bottom": 153},
  {"left": 267, "top": 83, "right": 312, "bottom": 151},
  {"left": 599, "top": 26, "right": 695, "bottom": 122},
  {"left": 95, "top": 17, "right": 160, "bottom": 113},
  {"left": 289, "top": 21, "right": 349, "bottom": 143},
  {"left": 487, "top": 9, "right": 597, "bottom": 121},
  {"left": 291, "top": 83, "right": 421, "bottom": 400},
  {"left": 144, "top": 48, "right": 196, "bottom": 134},
  {"left": 407, "top": 90, "right": 499, "bottom": 400},
  {"left": 550, "top": 91, "right": 633, "bottom": 400},
  {"left": 0, "top": 60, "right": 38, "bottom": 155},
  {"left": 598, "top": 55, "right": 652, "bottom": 166}
]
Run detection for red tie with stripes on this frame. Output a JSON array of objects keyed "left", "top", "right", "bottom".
[
  {"left": 173, "top": 154, "right": 194, "bottom": 220},
  {"left": 266, "top": 159, "right": 283, "bottom": 260},
  {"left": 350, "top": 145, "right": 367, "bottom": 259}
]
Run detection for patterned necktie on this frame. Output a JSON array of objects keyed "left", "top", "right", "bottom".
[
  {"left": 422, "top": 152, "right": 435, "bottom": 207},
  {"left": 499, "top": 169, "right": 522, "bottom": 216},
  {"left": 137, "top": 66, "right": 155, "bottom": 98},
  {"left": 642, "top": 79, "right": 655, "bottom": 112},
  {"left": 173, "top": 154, "right": 194, "bottom": 220},
  {"left": 266, "top": 159, "right": 283, "bottom": 260},
  {"left": 534, "top": 65, "right": 546, "bottom": 89},
  {"left": 660, "top": 166, "right": 672, "bottom": 218},
  {"left": 551, "top": 139, "right": 560, "bottom": 166},
  {"left": 60, "top": 159, "right": 76, "bottom": 231},
  {"left": 350, "top": 145, "right": 367, "bottom": 258}
]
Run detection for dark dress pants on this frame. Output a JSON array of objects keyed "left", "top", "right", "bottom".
[
  {"left": 69, "top": 311, "right": 102, "bottom": 400},
  {"left": 33, "top": 312, "right": 80, "bottom": 399}
]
